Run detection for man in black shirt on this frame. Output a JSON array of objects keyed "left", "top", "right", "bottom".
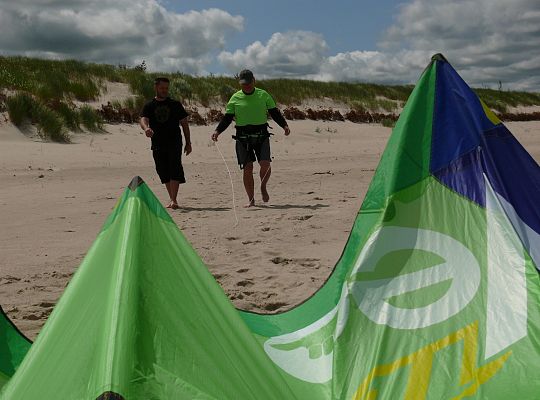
[{"left": 140, "top": 77, "right": 192, "bottom": 209}]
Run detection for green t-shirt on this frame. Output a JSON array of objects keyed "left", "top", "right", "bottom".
[{"left": 225, "top": 88, "right": 276, "bottom": 126}]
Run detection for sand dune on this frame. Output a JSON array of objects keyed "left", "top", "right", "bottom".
[{"left": 1, "top": 117, "right": 538, "bottom": 339}]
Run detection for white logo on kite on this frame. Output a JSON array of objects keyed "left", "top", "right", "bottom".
[{"left": 263, "top": 227, "right": 483, "bottom": 383}]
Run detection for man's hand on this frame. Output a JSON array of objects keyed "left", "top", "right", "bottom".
[
  {"left": 184, "top": 143, "right": 192, "bottom": 155},
  {"left": 145, "top": 128, "right": 154, "bottom": 137},
  {"left": 284, "top": 126, "right": 291, "bottom": 136},
  {"left": 211, "top": 131, "right": 220, "bottom": 142}
]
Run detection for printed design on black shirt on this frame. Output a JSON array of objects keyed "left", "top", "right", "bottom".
[{"left": 154, "top": 105, "right": 171, "bottom": 123}]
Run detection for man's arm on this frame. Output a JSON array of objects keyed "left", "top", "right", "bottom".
[
  {"left": 265, "top": 91, "right": 290, "bottom": 136},
  {"left": 180, "top": 117, "right": 192, "bottom": 155},
  {"left": 268, "top": 108, "right": 287, "bottom": 128},
  {"left": 212, "top": 113, "right": 234, "bottom": 142},
  {"left": 140, "top": 117, "right": 153, "bottom": 137},
  {"left": 268, "top": 108, "right": 290, "bottom": 136}
]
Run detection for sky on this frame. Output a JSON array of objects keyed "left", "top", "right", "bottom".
[{"left": 0, "top": 0, "right": 539, "bottom": 90}]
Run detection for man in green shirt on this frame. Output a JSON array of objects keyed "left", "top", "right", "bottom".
[{"left": 212, "top": 70, "right": 290, "bottom": 207}]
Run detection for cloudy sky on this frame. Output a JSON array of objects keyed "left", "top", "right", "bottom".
[{"left": 0, "top": 0, "right": 539, "bottom": 90}]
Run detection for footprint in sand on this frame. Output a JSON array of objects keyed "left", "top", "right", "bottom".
[
  {"left": 290, "top": 215, "right": 313, "bottom": 221},
  {"left": 22, "top": 312, "right": 43, "bottom": 321},
  {"left": 288, "top": 281, "right": 305, "bottom": 289},
  {"left": 37, "top": 302, "right": 55, "bottom": 308},
  {"left": 0, "top": 275, "right": 21, "bottom": 284},
  {"left": 51, "top": 271, "right": 73, "bottom": 279},
  {"left": 271, "top": 257, "right": 292, "bottom": 265},
  {"left": 263, "top": 302, "right": 289, "bottom": 312},
  {"left": 241, "top": 240, "right": 261, "bottom": 245},
  {"left": 298, "top": 258, "right": 321, "bottom": 268},
  {"left": 236, "top": 279, "right": 254, "bottom": 287},
  {"left": 236, "top": 268, "right": 250, "bottom": 273},
  {"left": 22, "top": 314, "right": 40, "bottom": 321}
]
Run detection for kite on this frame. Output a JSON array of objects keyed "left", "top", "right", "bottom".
[{"left": 1, "top": 54, "right": 539, "bottom": 399}]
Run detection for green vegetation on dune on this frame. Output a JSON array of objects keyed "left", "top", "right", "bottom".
[
  {"left": 258, "top": 79, "right": 413, "bottom": 106},
  {"left": 475, "top": 88, "right": 540, "bottom": 113},
  {"left": 1, "top": 56, "right": 108, "bottom": 141},
  {"left": 6, "top": 92, "right": 70, "bottom": 142},
  {"left": 0, "top": 56, "right": 119, "bottom": 100},
  {"left": 1, "top": 55, "right": 539, "bottom": 142},
  {"left": 120, "top": 71, "right": 413, "bottom": 110},
  {"left": 78, "top": 105, "right": 103, "bottom": 132}
]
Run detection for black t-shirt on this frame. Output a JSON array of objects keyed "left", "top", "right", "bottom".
[{"left": 141, "top": 97, "right": 189, "bottom": 150}]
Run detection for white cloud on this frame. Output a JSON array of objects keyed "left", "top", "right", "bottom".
[
  {"left": 217, "top": 0, "right": 540, "bottom": 90},
  {"left": 217, "top": 31, "right": 431, "bottom": 85},
  {"left": 218, "top": 31, "right": 328, "bottom": 77},
  {"left": 0, "top": 1, "right": 244, "bottom": 74},
  {"left": 378, "top": 0, "right": 540, "bottom": 90},
  {"left": 1, "top": 1, "right": 539, "bottom": 90},
  {"left": 316, "top": 50, "right": 431, "bottom": 84}
]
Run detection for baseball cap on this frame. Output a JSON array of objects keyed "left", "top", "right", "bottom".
[{"left": 238, "top": 69, "right": 254, "bottom": 84}]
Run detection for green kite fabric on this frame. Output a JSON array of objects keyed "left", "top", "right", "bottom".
[
  {"left": 0, "top": 177, "right": 298, "bottom": 399},
  {"left": 0, "top": 308, "right": 31, "bottom": 391},
  {"left": 1, "top": 54, "right": 540, "bottom": 399}
]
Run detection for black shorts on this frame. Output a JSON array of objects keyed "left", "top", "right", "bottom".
[
  {"left": 235, "top": 138, "right": 271, "bottom": 169},
  {"left": 152, "top": 148, "right": 186, "bottom": 184}
]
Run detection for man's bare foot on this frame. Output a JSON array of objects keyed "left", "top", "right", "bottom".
[
  {"left": 244, "top": 199, "right": 256, "bottom": 208},
  {"left": 261, "top": 186, "right": 270, "bottom": 203},
  {"left": 166, "top": 201, "right": 179, "bottom": 209}
]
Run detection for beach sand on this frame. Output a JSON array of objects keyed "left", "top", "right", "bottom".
[{"left": 1, "top": 117, "right": 538, "bottom": 339}]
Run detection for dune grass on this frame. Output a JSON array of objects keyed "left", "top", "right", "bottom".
[
  {"left": 55, "top": 102, "right": 81, "bottom": 132},
  {"left": 0, "top": 56, "right": 117, "bottom": 101},
  {"left": 32, "top": 102, "right": 69, "bottom": 142},
  {"left": 5, "top": 92, "right": 32, "bottom": 125},
  {"left": 1, "top": 55, "right": 539, "bottom": 142},
  {"left": 474, "top": 88, "right": 540, "bottom": 113},
  {"left": 381, "top": 118, "right": 396, "bottom": 128},
  {"left": 120, "top": 72, "right": 413, "bottom": 110},
  {"left": 79, "top": 105, "right": 103, "bottom": 132},
  {"left": 6, "top": 92, "right": 70, "bottom": 142}
]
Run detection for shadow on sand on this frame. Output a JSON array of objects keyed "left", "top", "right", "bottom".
[{"left": 260, "top": 203, "right": 329, "bottom": 210}]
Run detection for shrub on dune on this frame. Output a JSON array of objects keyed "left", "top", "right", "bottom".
[
  {"left": 32, "top": 101, "right": 70, "bottom": 142},
  {"left": 79, "top": 105, "right": 103, "bottom": 132},
  {"left": 123, "top": 97, "right": 135, "bottom": 111},
  {"left": 381, "top": 118, "right": 396, "bottom": 128},
  {"left": 69, "top": 79, "right": 101, "bottom": 102},
  {"left": 56, "top": 102, "right": 81, "bottom": 132},
  {"left": 6, "top": 93, "right": 33, "bottom": 126}
]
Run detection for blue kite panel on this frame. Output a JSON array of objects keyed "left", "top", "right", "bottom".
[{"left": 431, "top": 61, "right": 497, "bottom": 173}]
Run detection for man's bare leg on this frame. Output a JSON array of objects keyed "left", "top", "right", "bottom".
[
  {"left": 165, "top": 180, "right": 180, "bottom": 209},
  {"left": 243, "top": 162, "right": 255, "bottom": 207},
  {"left": 259, "top": 160, "right": 271, "bottom": 203},
  {"left": 165, "top": 182, "right": 173, "bottom": 208},
  {"left": 169, "top": 180, "right": 180, "bottom": 209}
]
